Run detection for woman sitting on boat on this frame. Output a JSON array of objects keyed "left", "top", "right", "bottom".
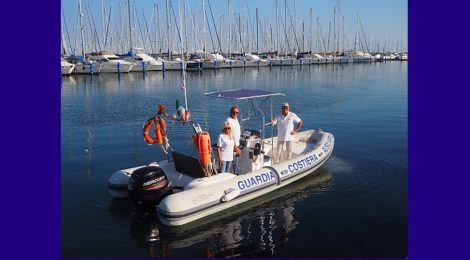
[{"left": 217, "top": 122, "right": 240, "bottom": 173}]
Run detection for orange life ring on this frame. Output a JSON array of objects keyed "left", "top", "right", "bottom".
[
  {"left": 193, "top": 132, "right": 211, "bottom": 167},
  {"left": 143, "top": 117, "right": 166, "bottom": 145},
  {"left": 158, "top": 117, "right": 166, "bottom": 136}
]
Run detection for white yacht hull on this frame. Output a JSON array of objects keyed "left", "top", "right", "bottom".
[
  {"left": 61, "top": 64, "right": 75, "bottom": 75},
  {"left": 222, "top": 60, "right": 244, "bottom": 68},
  {"left": 99, "top": 62, "right": 133, "bottom": 73},
  {"left": 310, "top": 58, "right": 327, "bottom": 64},
  {"left": 202, "top": 60, "right": 223, "bottom": 69},
  {"left": 162, "top": 60, "right": 186, "bottom": 71},
  {"left": 129, "top": 61, "right": 150, "bottom": 72},
  {"left": 147, "top": 63, "right": 163, "bottom": 71},
  {"left": 270, "top": 58, "right": 295, "bottom": 66},
  {"left": 72, "top": 62, "right": 101, "bottom": 74}
]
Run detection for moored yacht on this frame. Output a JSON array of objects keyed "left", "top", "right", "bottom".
[
  {"left": 61, "top": 57, "right": 75, "bottom": 75},
  {"left": 66, "top": 55, "right": 101, "bottom": 75},
  {"left": 162, "top": 58, "right": 186, "bottom": 71},
  {"left": 201, "top": 53, "right": 224, "bottom": 69},
  {"left": 88, "top": 51, "right": 133, "bottom": 73},
  {"left": 123, "top": 48, "right": 163, "bottom": 72},
  {"left": 270, "top": 56, "right": 296, "bottom": 66}
]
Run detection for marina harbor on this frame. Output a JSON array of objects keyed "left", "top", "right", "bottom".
[{"left": 61, "top": 0, "right": 407, "bottom": 75}]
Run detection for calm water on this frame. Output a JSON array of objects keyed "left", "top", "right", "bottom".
[{"left": 61, "top": 62, "right": 407, "bottom": 258}]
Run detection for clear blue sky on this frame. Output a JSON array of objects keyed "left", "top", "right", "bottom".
[{"left": 61, "top": 0, "right": 407, "bottom": 52}]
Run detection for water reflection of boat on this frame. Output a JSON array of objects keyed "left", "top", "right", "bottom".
[{"left": 128, "top": 169, "right": 332, "bottom": 257}]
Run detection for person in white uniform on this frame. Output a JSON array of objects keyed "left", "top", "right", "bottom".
[
  {"left": 226, "top": 106, "right": 241, "bottom": 173},
  {"left": 270, "top": 102, "right": 303, "bottom": 163}
]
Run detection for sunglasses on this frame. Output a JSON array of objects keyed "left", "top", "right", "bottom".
[
  {"left": 224, "top": 127, "right": 231, "bottom": 130},
  {"left": 282, "top": 106, "right": 289, "bottom": 109},
  {"left": 232, "top": 111, "right": 239, "bottom": 114}
]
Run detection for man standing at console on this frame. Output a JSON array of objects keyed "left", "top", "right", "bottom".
[{"left": 271, "top": 103, "right": 303, "bottom": 163}]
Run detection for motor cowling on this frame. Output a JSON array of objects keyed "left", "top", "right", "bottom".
[{"left": 128, "top": 166, "right": 171, "bottom": 210}]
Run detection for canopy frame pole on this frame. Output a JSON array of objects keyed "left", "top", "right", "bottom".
[{"left": 270, "top": 97, "right": 274, "bottom": 160}]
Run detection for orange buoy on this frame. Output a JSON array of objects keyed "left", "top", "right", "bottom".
[
  {"left": 158, "top": 103, "right": 165, "bottom": 115},
  {"left": 143, "top": 117, "right": 166, "bottom": 145},
  {"left": 193, "top": 132, "right": 211, "bottom": 167},
  {"left": 154, "top": 124, "right": 163, "bottom": 145},
  {"left": 158, "top": 117, "right": 167, "bottom": 136},
  {"left": 143, "top": 118, "right": 156, "bottom": 144}
]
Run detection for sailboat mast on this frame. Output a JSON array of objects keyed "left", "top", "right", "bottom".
[
  {"left": 165, "top": 0, "right": 170, "bottom": 59},
  {"left": 275, "top": 0, "right": 279, "bottom": 53},
  {"left": 179, "top": 0, "right": 188, "bottom": 110},
  {"left": 207, "top": 0, "right": 222, "bottom": 53},
  {"left": 284, "top": 0, "right": 287, "bottom": 54},
  {"left": 256, "top": 8, "right": 259, "bottom": 54},
  {"left": 309, "top": 8, "right": 312, "bottom": 51},
  {"left": 228, "top": 0, "right": 231, "bottom": 57},
  {"left": 61, "top": 19, "right": 67, "bottom": 56},
  {"left": 77, "top": 0, "right": 86, "bottom": 57},
  {"left": 127, "top": 0, "right": 133, "bottom": 51},
  {"left": 337, "top": 1, "right": 341, "bottom": 54},
  {"left": 101, "top": 0, "right": 105, "bottom": 43},
  {"left": 184, "top": 0, "right": 188, "bottom": 58},
  {"left": 178, "top": 0, "right": 184, "bottom": 57},
  {"left": 157, "top": 3, "right": 158, "bottom": 54},
  {"left": 202, "top": 0, "right": 206, "bottom": 53},
  {"left": 333, "top": 4, "right": 336, "bottom": 57}
]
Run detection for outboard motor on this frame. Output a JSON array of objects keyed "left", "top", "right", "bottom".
[{"left": 128, "top": 166, "right": 171, "bottom": 210}]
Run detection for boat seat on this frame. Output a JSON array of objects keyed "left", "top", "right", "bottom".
[{"left": 171, "top": 151, "right": 207, "bottom": 178}]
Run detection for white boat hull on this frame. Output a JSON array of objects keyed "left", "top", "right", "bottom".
[
  {"left": 158, "top": 130, "right": 334, "bottom": 226},
  {"left": 108, "top": 162, "right": 159, "bottom": 198},
  {"left": 72, "top": 62, "right": 101, "bottom": 74},
  {"left": 99, "top": 62, "right": 133, "bottom": 73},
  {"left": 222, "top": 60, "right": 244, "bottom": 68},
  {"left": 129, "top": 61, "right": 150, "bottom": 72},
  {"left": 108, "top": 129, "right": 334, "bottom": 226},
  {"left": 147, "top": 63, "right": 163, "bottom": 71},
  {"left": 61, "top": 64, "right": 75, "bottom": 75},
  {"left": 202, "top": 60, "right": 223, "bottom": 69},
  {"left": 162, "top": 60, "right": 186, "bottom": 71},
  {"left": 270, "top": 58, "right": 295, "bottom": 66}
]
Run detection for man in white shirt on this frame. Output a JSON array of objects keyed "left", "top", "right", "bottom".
[
  {"left": 271, "top": 102, "right": 303, "bottom": 163},
  {"left": 226, "top": 106, "right": 241, "bottom": 174},
  {"left": 226, "top": 106, "right": 241, "bottom": 147}
]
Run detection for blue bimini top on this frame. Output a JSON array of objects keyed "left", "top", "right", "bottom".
[{"left": 204, "top": 89, "right": 285, "bottom": 100}]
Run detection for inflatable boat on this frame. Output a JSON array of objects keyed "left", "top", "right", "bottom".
[{"left": 108, "top": 89, "right": 334, "bottom": 226}]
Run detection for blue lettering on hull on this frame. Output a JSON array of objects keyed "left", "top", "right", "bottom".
[
  {"left": 238, "top": 171, "right": 276, "bottom": 190},
  {"left": 287, "top": 155, "right": 319, "bottom": 174}
]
